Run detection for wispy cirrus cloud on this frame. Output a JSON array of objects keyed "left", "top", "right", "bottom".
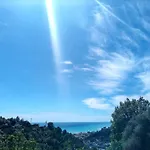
[
  {"left": 80, "top": 68, "right": 93, "bottom": 71},
  {"left": 91, "top": 0, "right": 150, "bottom": 53},
  {"left": 61, "top": 61, "right": 73, "bottom": 65},
  {"left": 90, "top": 0, "right": 150, "bottom": 89},
  {"left": 89, "top": 47, "right": 107, "bottom": 58},
  {"left": 94, "top": 0, "right": 150, "bottom": 43},
  {"left": 89, "top": 51, "right": 135, "bottom": 94},
  {"left": 142, "top": 19, "right": 150, "bottom": 32},
  {"left": 74, "top": 65, "right": 94, "bottom": 72},
  {"left": 83, "top": 98, "right": 113, "bottom": 110},
  {"left": 111, "top": 92, "right": 150, "bottom": 107},
  {"left": 60, "top": 61, "right": 73, "bottom": 74},
  {"left": 136, "top": 72, "right": 150, "bottom": 92},
  {"left": 111, "top": 95, "right": 139, "bottom": 106},
  {"left": 135, "top": 57, "right": 150, "bottom": 93},
  {"left": 81, "top": 0, "right": 150, "bottom": 111},
  {"left": 83, "top": 93, "right": 150, "bottom": 111},
  {"left": 85, "top": 55, "right": 150, "bottom": 109}
]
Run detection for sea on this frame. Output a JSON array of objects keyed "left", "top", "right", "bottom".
[{"left": 38, "top": 122, "right": 111, "bottom": 133}]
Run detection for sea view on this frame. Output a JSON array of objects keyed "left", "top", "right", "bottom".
[
  {"left": 39, "top": 122, "right": 111, "bottom": 133},
  {"left": 1, "top": 0, "right": 149, "bottom": 149}
]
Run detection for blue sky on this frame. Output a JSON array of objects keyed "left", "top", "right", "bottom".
[{"left": 0, "top": 0, "right": 150, "bottom": 122}]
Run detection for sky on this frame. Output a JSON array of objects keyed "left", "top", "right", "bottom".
[{"left": 0, "top": 0, "right": 150, "bottom": 122}]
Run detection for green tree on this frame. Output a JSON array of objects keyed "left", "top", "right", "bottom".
[
  {"left": 122, "top": 108, "right": 150, "bottom": 150},
  {"left": 109, "top": 97, "right": 150, "bottom": 150}
]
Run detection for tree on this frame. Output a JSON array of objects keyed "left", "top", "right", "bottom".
[
  {"left": 111, "top": 97, "right": 150, "bottom": 141},
  {"left": 122, "top": 108, "right": 150, "bottom": 150},
  {"left": 109, "top": 97, "right": 150, "bottom": 150},
  {"left": 47, "top": 122, "right": 54, "bottom": 130}
]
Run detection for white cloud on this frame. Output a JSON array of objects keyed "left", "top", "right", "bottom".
[
  {"left": 92, "top": 0, "right": 150, "bottom": 52},
  {"left": 83, "top": 93, "right": 150, "bottom": 111},
  {"left": 142, "top": 19, "right": 150, "bottom": 32},
  {"left": 94, "top": 12, "right": 104, "bottom": 26},
  {"left": 136, "top": 71, "right": 150, "bottom": 92},
  {"left": 83, "top": 98, "right": 113, "bottom": 110},
  {"left": 111, "top": 95, "right": 128, "bottom": 106},
  {"left": 132, "top": 28, "right": 150, "bottom": 42},
  {"left": 89, "top": 51, "right": 135, "bottom": 94},
  {"left": 61, "top": 69, "right": 73, "bottom": 73},
  {"left": 87, "top": 1, "right": 138, "bottom": 95},
  {"left": 89, "top": 80, "right": 121, "bottom": 94},
  {"left": 74, "top": 64, "right": 94, "bottom": 72},
  {"left": 61, "top": 61, "right": 73, "bottom": 65},
  {"left": 84, "top": 0, "right": 150, "bottom": 109},
  {"left": 111, "top": 95, "right": 140, "bottom": 106},
  {"left": 135, "top": 57, "right": 150, "bottom": 92},
  {"left": 121, "top": 31, "right": 139, "bottom": 47},
  {"left": 75, "top": 67, "right": 93, "bottom": 72},
  {"left": 81, "top": 68, "right": 93, "bottom": 71},
  {"left": 111, "top": 93, "right": 150, "bottom": 106},
  {"left": 90, "top": 47, "right": 107, "bottom": 57}
]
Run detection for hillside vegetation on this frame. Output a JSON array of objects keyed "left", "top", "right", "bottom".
[
  {"left": 0, "top": 117, "right": 88, "bottom": 150},
  {"left": 0, "top": 97, "right": 149, "bottom": 150}
]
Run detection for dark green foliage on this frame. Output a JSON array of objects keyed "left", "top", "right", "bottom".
[
  {"left": 109, "top": 97, "right": 150, "bottom": 150},
  {"left": 0, "top": 132, "right": 37, "bottom": 150},
  {"left": 111, "top": 97, "right": 150, "bottom": 141},
  {"left": 107, "top": 140, "right": 122, "bottom": 150},
  {"left": 0, "top": 117, "right": 88, "bottom": 150},
  {"left": 86, "top": 127, "right": 110, "bottom": 143},
  {"left": 122, "top": 108, "right": 150, "bottom": 150}
]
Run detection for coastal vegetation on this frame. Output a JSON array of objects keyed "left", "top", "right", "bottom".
[
  {"left": 76, "top": 97, "right": 150, "bottom": 150},
  {"left": 74, "top": 127, "right": 110, "bottom": 149},
  {"left": 0, "top": 97, "right": 150, "bottom": 150},
  {"left": 108, "top": 97, "right": 150, "bottom": 150},
  {"left": 0, "top": 117, "right": 89, "bottom": 150}
]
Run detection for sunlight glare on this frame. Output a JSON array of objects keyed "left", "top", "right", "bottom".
[{"left": 45, "top": 0, "right": 62, "bottom": 77}]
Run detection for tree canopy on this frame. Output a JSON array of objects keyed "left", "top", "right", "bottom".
[
  {"left": 109, "top": 97, "right": 150, "bottom": 150},
  {"left": 122, "top": 108, "right": 150, "bottom": 150},
  {"left": 111, "top": 97, "right": 150, "bottom": 141},
  {"left": 0, "top": 117, "right": 88, "bottom": 150}
]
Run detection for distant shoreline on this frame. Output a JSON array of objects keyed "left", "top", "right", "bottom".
[
  {"left": 74, "top": 127, "right": 111, "bottom": 150},
  {"left": 35, "top": 122, "right": 111, "bottom": 133}
]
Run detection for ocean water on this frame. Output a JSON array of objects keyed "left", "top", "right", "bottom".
[{"left": 38, "top": 122, "right": 110, "bottom": 133}]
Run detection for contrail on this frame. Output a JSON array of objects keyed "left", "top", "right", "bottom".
[
  {"left": 95, "top": 0, "right": 132, "bottom": 29},
  {"left": 95, "top": 0, "right": 149, "bottom": 41}
]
